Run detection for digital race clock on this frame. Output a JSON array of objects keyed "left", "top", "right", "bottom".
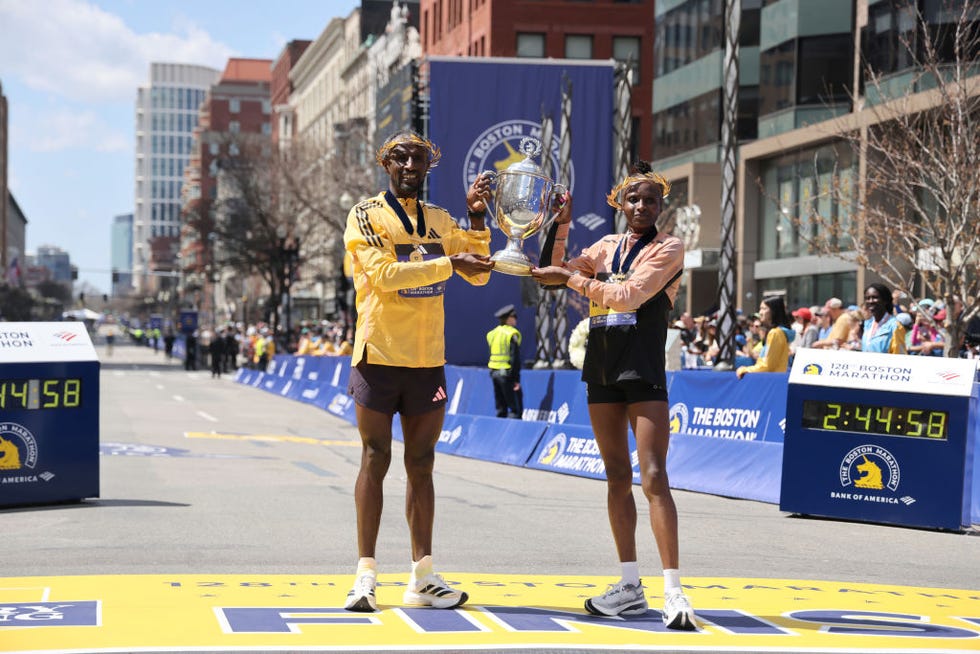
[
  {"left": 0, "top": 378, "right": 82, "bottom": 410},
  {"left": 782, "top": 349, "right": 978, "bottom": 530},
  {"left": 801, "top": 400, "right": 948, "bottom": 440}
]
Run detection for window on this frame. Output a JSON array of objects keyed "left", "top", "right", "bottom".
[
  {"left": 758, "top": 144, "right": 856, "bottom": 260},
  {"left": 613, "top": 36, "right": 641, "bottom": 83},
  {"left": 516, "top": 32, "right": 545, "bottom": 58},
  {"left": 797, "top": 35, "right": 852, "bottom": 105},
  {"left": 565, "top": 34, "right": 593, "bottom": 59},
  {"left": 229, "top": 121, "right": 240, "bottom": 134},
  {"left": 230, "top": 98, "right": 241, "bottom": 113},
  {"left": 262, "top": 99, "right": 271, "bottom": 114}
]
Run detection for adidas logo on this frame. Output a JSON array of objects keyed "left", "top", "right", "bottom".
[{"left": 431, "top": 386, "right": 447, "bottom": 402}]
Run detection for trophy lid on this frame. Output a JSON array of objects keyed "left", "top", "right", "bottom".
[{"left": 504, "top": 137, "right": 544, "bottom": 175}]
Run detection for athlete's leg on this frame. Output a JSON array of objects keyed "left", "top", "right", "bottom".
[{"left": 589, "top": 401, "right": 637, "bottom": 563}]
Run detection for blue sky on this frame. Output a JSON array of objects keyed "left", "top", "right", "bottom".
[{"left": 0, "top": 0, "right": 359, "bottom": 294}]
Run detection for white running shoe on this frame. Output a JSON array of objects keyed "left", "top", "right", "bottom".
[
  {"left": 403, "top": 572, "right": 468, "bottom": 609},
  {"left": 584, "top": 581, "right": 649, "bottom": 616},
  {"left": 344, "top": 570, "right": 377, "bottom": 612},
  {"left": 662, "top": 591, "right": 697, "bottom": 630}
]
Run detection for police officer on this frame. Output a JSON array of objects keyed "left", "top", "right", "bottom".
[{"left": 487, "top": 304, "right": 523, "bottom": 419}]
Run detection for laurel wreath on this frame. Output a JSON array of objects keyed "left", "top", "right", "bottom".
[{"left": 568, "top": 317, "right": 590, "bottom": 370}]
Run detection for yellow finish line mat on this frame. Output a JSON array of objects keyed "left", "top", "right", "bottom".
[{"left": 2, "top": 574, "right": 979, "bottom": 653}]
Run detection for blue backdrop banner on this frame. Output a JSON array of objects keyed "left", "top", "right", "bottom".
[{"left": 425, "top": 57, "right": 616, "bottom": 366}]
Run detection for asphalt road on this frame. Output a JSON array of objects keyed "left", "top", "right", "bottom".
[{"left": 3, "top": 342, "right": 978, "bottom": 589}]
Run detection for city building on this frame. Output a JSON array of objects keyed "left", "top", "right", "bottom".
[
  {"left": 271, "top": 39, "right": 312, "bottom": 150},
  {"left": 180, "top": 58, "right": 272, "bottom": 326},
  {"left": 5, "top": 191, "right": 26, "bottom": 286},
  {"left": 110, "top": 213, "right": 133, "bottom": 297},
  {"left": 1, "top": 79, "right": 8, "bottom": 275},
  {"left": 133, "top": 63, "right": 221, "bottom": 295},
  {"left": 419, "top": 0, "right": 655, "bottom": 161},
  {"left": 652, "top": 0, "right": 979, "bottom": 315},
  {"left": 33, "top": 245, "right": 73, "bottom": 284}
]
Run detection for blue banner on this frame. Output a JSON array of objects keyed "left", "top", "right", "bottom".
[
  {"left": 668, "top": 372, "right": 789, "bottom": 443},
  {"left": 426, "top": 58, "right": 616, "bottom": 366}
]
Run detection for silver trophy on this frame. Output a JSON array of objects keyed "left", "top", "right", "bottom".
[{"left": 481, "top": 137, "right": 567, "bottom": 276}]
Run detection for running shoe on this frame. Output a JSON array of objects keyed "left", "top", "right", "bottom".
[
  {"left": 403, "top": 572, "right": 468, "bottom": 609},
  {"left": 662, "top": 591, "right": 698, "bottom": 630},
  {"left": 584, "top": 581, "right": 649, "bottom": 616},
  {"left": 344, "top": 570, "right": 377, "bottom": 612}
]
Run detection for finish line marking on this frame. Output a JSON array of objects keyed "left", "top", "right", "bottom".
[{"left": 1, "top": 574, "right": 978, "bottom": 653}]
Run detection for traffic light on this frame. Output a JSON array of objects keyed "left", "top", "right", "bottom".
[
  {"left": 112, "top": 270, "right": 120, "bottom": 283},
  {"left": 79, "top": 292, "right": 85, "bottom": 304},
  {"left": 103, "top": 294, "right": 109, "bottom": 303}
]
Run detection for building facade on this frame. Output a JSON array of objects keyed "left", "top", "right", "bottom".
[
  {"left": 271, "top": 40, "right": 312, "bottom": 149},
  {"left": 181, "top": 58, "right": 272, "bottom": 326},
  {"left": 651, "top": 0, "right": 976, "bottom": 316},
  {"left": 133, "top": 63, "right": 221, "bottom": 294},
  {"left": 110, "top": 213, "right": 133, "bottom": 297},
  {"left": 420, "top": 0, "right": 655, "bottom": 161},
  {"left": 1, "top": 80, "right": 8, "bottom": 275}
]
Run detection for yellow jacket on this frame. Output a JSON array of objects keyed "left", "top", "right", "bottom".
[{"left": 344, "top": 192, "right": 490, "bottom": 367}]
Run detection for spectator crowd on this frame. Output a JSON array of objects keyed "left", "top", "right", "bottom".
[{"left": 676, "top": 290, "right": 980, "bottom": 372}]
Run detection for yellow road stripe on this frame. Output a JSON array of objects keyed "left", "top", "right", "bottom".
[{"left": 184, "top": 431, "right": 359, "bottom": 447}]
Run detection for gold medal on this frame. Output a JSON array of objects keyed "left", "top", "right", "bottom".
[
  {"left": 409, "top": 242, "right": 424, "bottom": 262},
  {"left": 609, "top": 273, "right": 627, "bottom": 283}
]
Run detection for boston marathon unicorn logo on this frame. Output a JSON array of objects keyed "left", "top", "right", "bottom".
[
  {"left": 463, "top": 120, "right": 573, "bottom": 195},
  {"left": 0, "top": 423, "right": 38, "bottom": 471},
  {"left": 839, "top": 445, "right": 900, "bottom": 492},
  {"left": 853, "top": 456, "right": 884, "bottom": 490},
  {"left": 0, "top": 436, "right": 21, "bottom": 469}
]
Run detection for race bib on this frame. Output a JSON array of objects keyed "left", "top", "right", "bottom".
[
  {"left": 588, "top": 272, "right": 636, "bottom": 328},
  {"left": 396, "top": 243, "right": 446, "bottom": 298}
]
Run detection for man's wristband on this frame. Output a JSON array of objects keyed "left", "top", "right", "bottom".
[{"left": 467, "top": 209, "right": 487, "bottom": 218}]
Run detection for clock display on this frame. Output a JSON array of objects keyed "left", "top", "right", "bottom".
[
  {"left": 0, "top": 378, "right": 82, "bottom": 410},
  {"left": 801, "top": 400, "right": 948, "bottom": 439}
]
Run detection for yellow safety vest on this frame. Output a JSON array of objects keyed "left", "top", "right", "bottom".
[{"left": 487, "top": 325, "right": 520, "bottom": 370}]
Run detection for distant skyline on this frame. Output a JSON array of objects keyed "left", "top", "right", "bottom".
[{"left": 0, "top": 0, "right": 359, "bottom": 294}]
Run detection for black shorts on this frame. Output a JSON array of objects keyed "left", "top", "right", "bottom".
[
  {"left": 348, "top": 362, "right": 448, "bottom": 416},
  {"left": 587, "top": 379, "right": 668, "bottom": 404}
]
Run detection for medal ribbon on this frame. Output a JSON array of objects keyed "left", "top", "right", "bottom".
[
  {"left": 384, "top": 190, "right": 426, "bottom": 237},
  {"left": 611, "top": 228, "right": 657, "bottom": 276}
]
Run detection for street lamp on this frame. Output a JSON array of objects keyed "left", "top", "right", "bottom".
[{"left": 276, "top": 224, "right": 300, "bottom": 351}]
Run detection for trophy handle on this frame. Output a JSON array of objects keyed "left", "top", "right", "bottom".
[
  {"left": 542, "top": 182, "right": 569, "bottom": 232},
  {"left": 479, "top": 170, "right": 498, "bottom": 226}
]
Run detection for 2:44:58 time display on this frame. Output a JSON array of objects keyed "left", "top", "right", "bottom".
[
  {"left": 0, "top": 378, "right": 82, "bottom": 410},
  {"left": 801, "top": 400, "right": 948, "bottom": 439}
]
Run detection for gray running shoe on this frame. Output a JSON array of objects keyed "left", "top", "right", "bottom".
[
  {"left": 403, "top": 572, "right": 468, "bottom": 609},
  {"left": 344, "top": 570, "right": 377, "bottom": 612},
  {"left": 662, "top": 591, "right": 698, "bottom": 630},
  {"left": 584, "top": 581, "right": 649, "bottom": 616}
]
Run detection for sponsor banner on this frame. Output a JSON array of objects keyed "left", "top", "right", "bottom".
[
  {"left": 527, "top": 423, "right": 632, "bottom": 482},
  {"left": 0, "top": 322, "right": 97, "bottom": 363},
  {"left": 521, "top": 369, "right": 587, "bottom": 426},
  {"left": 666, "top": 434, "right": 783, "bottom": 504},
  {"left": 790, "top": 349, "right": 978, "bottom": 397},
  {"left": 2, "top": 574, "right": 978, "bottom": 653},
  {"left": 453, "top": 416, "right": 548, "bottom": 466},
  {"left": 427, "top": 58, "right": 615, "bottom": 366},
  {"left": 669, "top": 371, "right": 788, "bottom": 443}
]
